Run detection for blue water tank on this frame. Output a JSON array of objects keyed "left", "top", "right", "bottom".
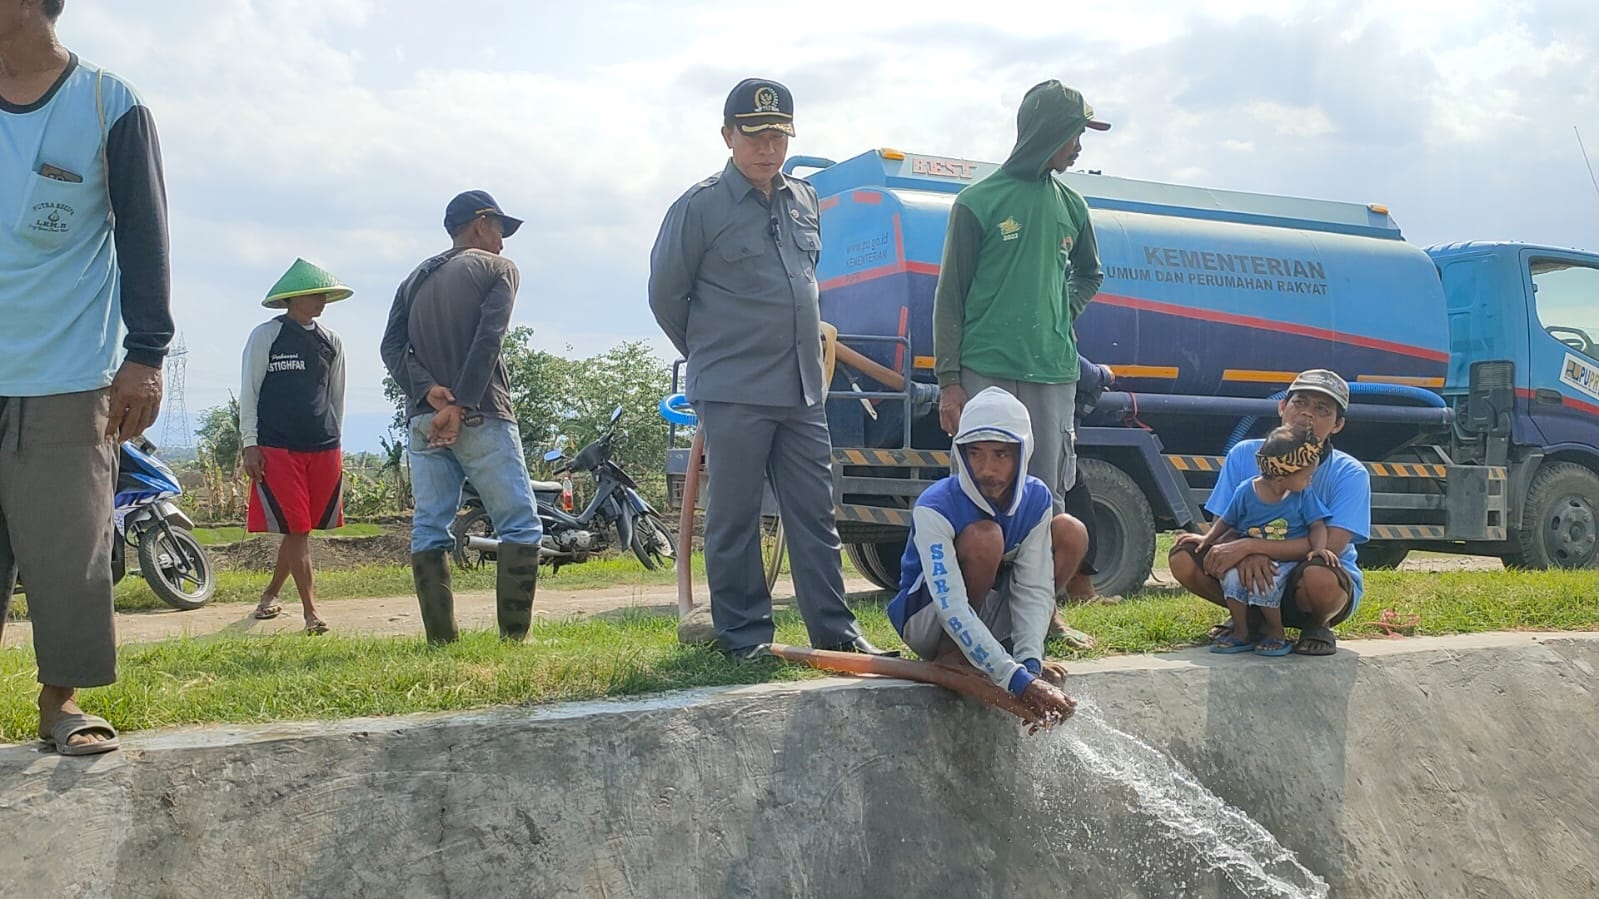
[{"left": 807, "top": 150, "right": 1450, "bottom": 400}]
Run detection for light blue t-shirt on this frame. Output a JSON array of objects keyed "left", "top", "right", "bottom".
[
  {"left": 1207, "top": 440, "right": 1369, "bottom": 611},
  {"left": 1222, "top": 478, "right": 1332, "bottom": 541},
  {"left": 1, "top": 55, "right": 169, "bottom": 395}
]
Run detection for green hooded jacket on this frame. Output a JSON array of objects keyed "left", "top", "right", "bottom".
[{"left": 933, "top": 80, "right": 1105, "bottom": 387}]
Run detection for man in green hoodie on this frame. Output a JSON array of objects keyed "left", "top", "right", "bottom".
[{"left": 934, "top": 80, "right": 1109, "bottom": 517}]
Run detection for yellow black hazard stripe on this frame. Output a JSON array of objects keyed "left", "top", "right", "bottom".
[
  {"left": 1370, "top": 525, "right": 1447, "bottom": 541},
  {"left": 1367, "top": 462, "right": 1448, "bottom": 479},
  {"left": 1166, "top": 454, "right": 1224, "bottom": 473},
  {"left": 836, "top": 504, "right": 913, "bottom": 527},
  {"left": 833, "top": 448, "right": 951, "bottom": 468},
  {"left": 1165, "top": 455, "right": 1506, "bottom": 481}
]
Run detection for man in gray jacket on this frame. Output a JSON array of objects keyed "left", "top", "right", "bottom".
[
  {"left": 648, "top": 78, "right": 887, "bottom": 660},
  {"left": 381, "top": 190, "right": 541, "bottom": 645}
]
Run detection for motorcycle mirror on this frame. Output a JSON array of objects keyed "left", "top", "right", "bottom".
[
  {"left": 543, "top": 449, "right": 564, "bottom": 463},
  {"left": 610, "top": 406, "right": 623, "bottom": 423}
]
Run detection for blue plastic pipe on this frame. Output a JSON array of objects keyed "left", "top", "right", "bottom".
[{"left": 1222, "top": 382, "right": 1446, "bottom": 452}]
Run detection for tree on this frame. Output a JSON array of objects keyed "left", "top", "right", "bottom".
[
  {"left": 380, "top": 329, "right": 676, "bottom": 504},
  {"left": 195, "top": 397, "right": 242, "bottom": 474}
]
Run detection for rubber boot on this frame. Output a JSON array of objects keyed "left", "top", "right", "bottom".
[
  {"left": 411, "top": 549, "right": 458, "bottom": 645},
  {"left": 495, "top": 542, "right": 540, "bottom": 642}
]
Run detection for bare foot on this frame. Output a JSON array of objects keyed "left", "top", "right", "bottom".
[{"left": 37, "top": 686, "right": 115, "bottom": 751}]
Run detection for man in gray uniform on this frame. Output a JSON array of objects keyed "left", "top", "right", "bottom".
[{"left": 649, "top": 78, "right": 888, "bottom": 660}]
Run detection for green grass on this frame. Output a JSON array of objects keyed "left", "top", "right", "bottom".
[
  {"left": 0, "top": 605, "right": 900, "bottom": 743},
  {"left": 190, "top": 522, "right": 385, "bottom": 545},
  {"left": 3, "top": 568, "right": 1596, "bottom": 743}
]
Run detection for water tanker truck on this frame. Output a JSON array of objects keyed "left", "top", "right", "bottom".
[{"left": 664, "top": 148, "right": 1599, "bottom": 598}]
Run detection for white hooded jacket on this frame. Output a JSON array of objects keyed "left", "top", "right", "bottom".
[{"left": 895, "top": 387, "right": 1058, "bottom": 696}]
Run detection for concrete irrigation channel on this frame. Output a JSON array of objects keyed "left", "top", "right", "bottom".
[{"left": 2, "top": 632, "right": 1595, "bottom": 897}]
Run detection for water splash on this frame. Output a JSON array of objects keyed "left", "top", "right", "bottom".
[{"left": 1035, "top": 699, "right": 1330, "bottom": 898}]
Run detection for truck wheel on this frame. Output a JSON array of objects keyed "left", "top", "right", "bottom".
[
  {"left": 845, "top": 538, "right": 905, "bottom": 592},
  {"left": 1356, "top": 543, "right": 1410, "bottom": 570},
  {"left": 1079, "top": 458, "right": 1155, "bottom": 599},
  {"left": 1505, "top": 462, "right": 1599, "bottom": 569}
]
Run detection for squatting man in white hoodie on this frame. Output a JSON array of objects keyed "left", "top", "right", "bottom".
[{"left": 886, "top": 387, "right": 1086, "bottom": 723}]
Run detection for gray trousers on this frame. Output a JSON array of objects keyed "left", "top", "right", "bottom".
[
  {"left": 961, "top": 369, "right": 1077, "bottom": 513},
  {"left": 696, "top": 400, "right": 860, "bottom": 651},
  {"left": 0, "top": 390, "right": 118, "bottom": 687}
]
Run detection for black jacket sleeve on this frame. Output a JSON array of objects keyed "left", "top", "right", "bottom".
[{"left": 106, "top": 105, "right": 173, "bottom": 369}]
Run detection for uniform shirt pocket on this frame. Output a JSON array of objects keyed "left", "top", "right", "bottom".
[
  {"left": 709, "top": 237, "right": 767, "bottom": 293},
  {"left": 13, "top": 172, "right": 101, "bottom": 251},
  {"left": 794, "top": 228, "right": 822, "bottom": 275}
]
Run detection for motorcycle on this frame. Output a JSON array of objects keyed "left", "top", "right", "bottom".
[
  {"left": 452, "top": 406, "right": 677, "bottom": 573},
  {"left": 11, "top": 438, "right": 216, "bottom": 610}
]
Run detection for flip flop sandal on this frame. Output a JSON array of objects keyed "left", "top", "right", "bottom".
[
  {"left": 1210, "top": 634, "right": 1257, "bottom": 654},
  {"left": 304, "top": 617, "right": 330, "bottom": 635},
  {"left": 1293, "top": 626, "right": 1338, "bottom": 656},
  {"left": 42, "top": 712, "right": 120, "bottom": 757},
  {"left": 1254, "top": 637, "right": 1294, "bottom": 657},
  {"left": 252, "top": 595, "right": 283, "bottom": 619}
]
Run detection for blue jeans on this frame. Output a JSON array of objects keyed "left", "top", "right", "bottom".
[{"left": 408, "top": 412, "right": 542, "bottom": 553}]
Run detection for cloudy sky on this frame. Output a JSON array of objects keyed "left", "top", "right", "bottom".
[{"left": 61, "top": 0, "right": 1599, "bottom": 450}]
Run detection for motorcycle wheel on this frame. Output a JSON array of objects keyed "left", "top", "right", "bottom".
[
  {"left": 137, "top": 526, "right": 216, "bottom": 610},
  {"left": 452, "top": 507, "right": 498, "bottom": 568},
  {"left": 630, "top": 511, "right": 677, "bottom": 570}
]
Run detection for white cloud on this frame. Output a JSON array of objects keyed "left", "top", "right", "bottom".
[{"left": 47, "top": 0, "right": 1599, "bottom": 451}]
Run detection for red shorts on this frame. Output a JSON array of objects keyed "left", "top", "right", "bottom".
[{"left": 247, "top": 446, "right": 344, "bottom": 534}]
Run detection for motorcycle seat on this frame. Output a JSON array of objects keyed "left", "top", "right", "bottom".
[{"left": 530, "top": 480, "right": 565, "bottom": 493}]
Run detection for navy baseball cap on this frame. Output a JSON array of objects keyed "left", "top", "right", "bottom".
[
  {"left": 443, "top": 190, "right": 523, "bottom": 237},
  {"left": 724, "top": 78, "right": 795, "bottom": 137}
]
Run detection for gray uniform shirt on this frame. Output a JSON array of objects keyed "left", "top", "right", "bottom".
[
  {"left": 648, "top": 159, "right": 826, "bottom": 407},
  {"left": 380, "top": 248, "right": 519, "bottom": 422}
]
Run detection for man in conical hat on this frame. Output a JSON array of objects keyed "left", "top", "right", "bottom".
[{"left": 240, "top": 258, "right": 352, "bottom": 634}]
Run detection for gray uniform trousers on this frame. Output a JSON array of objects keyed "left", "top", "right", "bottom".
[{"left": 696, "top": 399, "right": 861, "bottom": 652}]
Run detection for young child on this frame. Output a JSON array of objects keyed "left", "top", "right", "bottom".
[{"left": 1198, "top": 426, "right": 1339, "bottom": 656}]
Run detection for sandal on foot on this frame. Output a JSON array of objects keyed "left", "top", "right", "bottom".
[
  {"left": 42, "top": 712, "right": 120, "bottom": 757},
  {"left": 1210, "top": 634, "right": 1257, "bottom": 654},
  {"left": 1254, "top": 637, "right": 1294, "bottom": 657},
  {"left": 1294, "top": 626, "right": 1338, "bottom": 656},
  {"left": 304, "top": 617, "right": 329, "bottom": 635},
  {"left": 252, "top": 595, "right": 283, "bottom": 619}
]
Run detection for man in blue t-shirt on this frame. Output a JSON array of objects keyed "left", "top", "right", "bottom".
[
  {"left": 1170, "top": 370, "right": 1369, "bottom": 655},
  {"left": 1, "top": 0, "right": 172, "bottom": 755}
]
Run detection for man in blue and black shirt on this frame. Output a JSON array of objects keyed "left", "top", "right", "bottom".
[{"left": 0, "top": 0, "right": 172, "bottom": 755}]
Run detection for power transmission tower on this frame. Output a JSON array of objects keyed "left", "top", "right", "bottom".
[{"left": 160, "top": 334, "right": 193, "bottom": 450}]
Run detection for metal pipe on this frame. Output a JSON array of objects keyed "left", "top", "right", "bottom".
[
  {"left": 465, "top": 535, "right": 574, "bottom": 560},
  {"left": 1094, "top": 391, "right": 1455, "bottom": 425},
  {"left": 676, "top": 428, "right": 706, "bottom": 616}
]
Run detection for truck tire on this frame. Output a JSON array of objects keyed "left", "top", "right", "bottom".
[
  {"left": 1504, "top": 462, "right": 1599, "bottom": 569},
  {"left": 1356, "top": 543, "right": 1410, "bottom": 570},
  {"left": 845, "top": 539, "right": 906, "bottom": 592},
  {"left": 1079, "top": 458, "right": 1155, "bottom": 599}
]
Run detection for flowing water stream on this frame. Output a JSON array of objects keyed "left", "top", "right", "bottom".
[{"left": 1033, "top": 699, "right": 1331, "bottom": 898}]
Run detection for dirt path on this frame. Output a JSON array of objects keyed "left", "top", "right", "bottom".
[
  {"left": 1, "top": 552, "right": 1502, "bottom": 649},
  {"left": 1, "top": 577, "right": 888, "bottom": 648}
]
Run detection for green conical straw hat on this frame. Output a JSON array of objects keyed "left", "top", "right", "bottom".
[{"left": 262, "top": 257, "right": 354, "bottom": 308}]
